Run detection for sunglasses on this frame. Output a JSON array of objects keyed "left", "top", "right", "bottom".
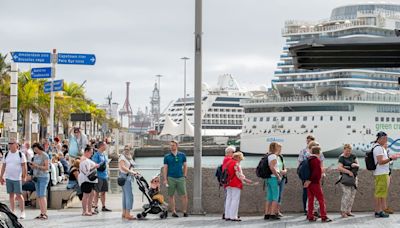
[
  {"left": 8, "top": 142, "right": 15, "bottom": 145},
  {"left": 153, "top": 180, "right": 160, "bottom": 183}
]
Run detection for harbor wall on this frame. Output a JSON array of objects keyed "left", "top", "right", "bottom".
[{"left": 161, "top": 168, "right": 400, "bottom": 214}]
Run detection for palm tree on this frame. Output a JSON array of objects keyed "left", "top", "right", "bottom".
[{"left": 18, "top": 71, "right": 49, "bottom": 141}]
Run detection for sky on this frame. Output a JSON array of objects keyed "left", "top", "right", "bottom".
[{"left": 0, "top": 0, "right": 394, "bottom": 115}]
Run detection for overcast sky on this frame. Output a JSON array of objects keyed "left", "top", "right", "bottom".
[{"left": 0, "top": 0, "right": 390, "bottom": 115}]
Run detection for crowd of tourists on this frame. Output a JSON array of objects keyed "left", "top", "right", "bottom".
[
  {"left": 0, "top": 128, "right": 396, "bottom": 223},
  {"left": 217, "top": 131, "right": 396, "bottom": 222}
]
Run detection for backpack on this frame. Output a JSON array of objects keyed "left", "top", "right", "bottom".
[
  {"left": 365, "top": 145, "right": 381, "bottom": 171},
  {"left": 4, "top": 151, "right": 22, "bottom": 161},
  {"left": 297, "top": 157, "right": 316, "bottom": 181},
  {"left": 0, "top": 202, "right": 24, "bottom": 228},
  {"left": 256, "top": 154, "right": 272, "bottom": 178},
  {"left": 216, "top": 161, "right": 233, "bottom": 186}
]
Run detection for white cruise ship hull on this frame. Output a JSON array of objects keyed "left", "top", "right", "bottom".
[{"left": 241, "top": 99, "right": 400, "bottom": 157}]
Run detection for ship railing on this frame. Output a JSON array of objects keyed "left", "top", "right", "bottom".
[
  {"left": 272, "top": 75, "right": 399, "bottom": 83},
  {"left": 282, "top": 18, "right": 379, "bottom": 35},
  {"left": 274, "top": 68, "right": 400, "bottom": 75},
  {"left": 241, "top": 94, "right": 400, "bottom": 104},
  {"left": 357, "top": 9, "right": 400, "bottom": 20}
]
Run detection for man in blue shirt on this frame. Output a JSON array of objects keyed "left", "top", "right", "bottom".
[
  {"left": 92, "top": 141, "right": 112, "bottom": 213},
  {"left": 163, "top": 140, "right": 188, "bottom": 218}
]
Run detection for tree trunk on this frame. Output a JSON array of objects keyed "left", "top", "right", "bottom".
[{"left": 24, "top": 109, "right": 31, "bottom": 143}]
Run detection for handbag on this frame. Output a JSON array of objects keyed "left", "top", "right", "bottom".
[
  {"left": 117, "top": 176, "right": 127, "bottom": 186},
  {"left": 87, "top": 170, "right": 98, "bottom": 181},
  {"left": 340, "top": 173, "right": 356, "bottom": 187}
]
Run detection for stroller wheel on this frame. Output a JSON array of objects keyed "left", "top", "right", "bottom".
[
  {"left": 141, "top": 212, "right": 147, "bottom": 218},
  {"left": 160, "top": 213, "right": 165, "bottom": 219},
  {"left": 137, "top": 213, "right": 142, "bottom": 219},
  {"left": 164, "top": 211, "right": 168, "bottom": 219}
]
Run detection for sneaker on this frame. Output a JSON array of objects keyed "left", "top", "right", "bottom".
[
  {"left": 264, "top": 214, "right": 270, "bottom": 220},
  {"left": 183, "top": 212, "right": 188, "bottom": 217},
  {"left": 269, "top": 215, "right": 280, "bottom": 220},
  {"left": 277, "top": 212, "right": 283, "bottom": 217},
  {"left": 384, "top": 208, "right": 394, "bottom": 214},
  {"left": 322, "top": 218, "right": 332, "bottom": 223},
  {"left": 19, "top": 211, "right": 25, "bottom": 219},
  {"left": 377, "top": 211, "right": 390, "bottom": 218},
  {"left": 314, "top": 211, "right": 320, "bottom": 218},
  {"left": 172, "top": 212, "right": 179, "bottom": 218},
  {"left": 93, "top": 207, "right": 99, "bottom": 214},
  {"left": 102, "top": 207, "right": 112, "bottom": 212}
]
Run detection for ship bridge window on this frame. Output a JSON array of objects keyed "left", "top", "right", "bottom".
[
  {"left": 375, "top": 117, "right": 379, "bottom": 122},
  {"left": 295, "top": 116, "right": 300, "bottom": 121},
  {"left": 352, "top": 116, "right": 356, "bottom": 121},
  {"left": 330, "top": 116, "right": 333, "bottom": 121},
  {"left": 253, "top": 117, "right": 257, "bottom": 122},
  {"left": 288, "top": 116, "right": 292, "bottom": 121},
  {"left": 303, "top": 116, "right": 307, "bottom": 121},
  {"left": 266, "top": 117, "right": 270, "bottom": 122},
  {"left": 381, "top": 117, "right": 384, "bottom": 122},
  {"left": 397, "top": 118, "right": 400, "bottom": 122},
  {"left": 273, "top": 117, "right": 277, "bottom": 121},
  {"left": 392, "top": 117, "right": 395, "bottom": 122},
  {"left": 320, "top": 116, "right": 323, "bottom": 121},
  {"left": 386, "top": 117, "right": 390, "bottom": 122},
  {"left": 281, "top": 117, "right": 285, "bottom": 121},
  {"left": 312, "top": 116, "right": 315, "bottom": 121},
  {"left": 340, "top": 116, "right": 343, "bottom": 121}
]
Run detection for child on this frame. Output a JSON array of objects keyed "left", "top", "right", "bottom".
[
  {"left": 149, "top": 176, "right": 167, "bottom": 206},
  {"left": 304, "top": 146, "right": 332, "bottom": 223}
]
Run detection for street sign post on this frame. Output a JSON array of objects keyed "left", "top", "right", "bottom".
[
  {"left": 11, "top": 52, "right": 51, "bottom": 64},
  {"left": 44, "top": 79, "right": 63, "bottom": 93},
  {"left": 58, "top": 53, "right": 96, "bottom": 65},
  {"left": 11, "top": 49, "right": 96, "bottom": 142},
  {"left": 31, "top": 67, "right": 52, "bottom": 79}
]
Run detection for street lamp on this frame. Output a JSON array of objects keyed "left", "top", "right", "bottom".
[
  {"left": 155, "top": 74, "right": 163, "bottom": 133},
  {"left": 181, "top": 57, "right": 189, "bottom": 136}
]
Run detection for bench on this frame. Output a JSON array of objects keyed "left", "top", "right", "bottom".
[{"left": 49, "top": 184, "right": 77, "bottom": 209}]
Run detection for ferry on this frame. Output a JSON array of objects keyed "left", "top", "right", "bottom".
[{"left": 240, "top": 3, "right": 400, "bottom": 156}]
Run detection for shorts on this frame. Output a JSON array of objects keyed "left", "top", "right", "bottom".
[
  {"left": 94, "top": 178, "right": 109, "bottom": 193},
  {"left": 35, "top": 176, "right": 49, "bottom": 198},
  {"left": 81, "top": 182, "right": 94, "bottom": 194},
  {"left": 6, "top": 179, "right": 22, "bottom": 194},
  {"left": 374, "top": 174, "right": 389, "bottom": 198},
  {"left": 266, "top": 176, "right": 279, "bottom": 202},
  {"left": 167, "top": 177, "right": 187, "bottom": 196}
]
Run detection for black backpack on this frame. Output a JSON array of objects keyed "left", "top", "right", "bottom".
[
  {"left": 256, "top": 154, "right": 272, "bottom": 178},
  {"left": 215, "top": 161, "right": 233, "bottom": 187},
  {"left": 365, "top": 145, "right": 381, "bottom": 171},
  {"left": 0, "top": 202, "right": 24, "bottom": 228}
]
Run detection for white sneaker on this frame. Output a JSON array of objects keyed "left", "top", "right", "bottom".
[{"left": 19, "top": 211, "right": 25, "bottom": 219}]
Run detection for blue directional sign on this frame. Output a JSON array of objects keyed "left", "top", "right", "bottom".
[
  {"left": 44, "top": 80, "right": 63, "bottom": 93},
  {"left": 11, "top": 52, "right": 51, "bottom": 64},
  {"left": 31, "top": 67, "right": 52, "bottom": 79},
  {"left": 57, "top": 53, "right": 96, "bottom": 65}
]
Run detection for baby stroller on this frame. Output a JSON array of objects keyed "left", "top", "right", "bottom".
[{"left": 134, "top": 174, "right": 168, "bottom": 219}]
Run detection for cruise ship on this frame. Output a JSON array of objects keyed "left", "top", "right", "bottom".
[
  {"left": 159, "top": 74, "right": 265, "bottom": 137},
  {"left": 240, "top": 3, "right": 400, "bottom": 156}
]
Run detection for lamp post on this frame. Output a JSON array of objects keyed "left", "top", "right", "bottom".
[
  {"left": 181, "top": 57, "right": 189, "bottom": 136},
  {"left": 155, "top": 74, "right": 163, "bottom": 133}
]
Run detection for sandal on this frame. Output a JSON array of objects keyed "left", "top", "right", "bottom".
[
  {"left": 124, "top": 215, "right": 136, "bottom": 220},
  {"left": 40, "top": 214, "right": 48, "bottom": 220},
  {"left": 35, "top": 214, "right": 43, "bottom": 219}
]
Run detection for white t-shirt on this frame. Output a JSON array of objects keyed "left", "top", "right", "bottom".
[
  {"left": 268, "top": 154, "right": 279, "bottom": 177},
  {"left": 2, "top": 151, "right": 27, "bottom": 181},
  {"left": 373, "top": 143, "right": 390, "bottom": 176},
  {"left": 78, "top": 158, "right": 98, "bottom": 185},
  {"left": 118, "top": 154, "right": 135, "bottom": 174}
]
